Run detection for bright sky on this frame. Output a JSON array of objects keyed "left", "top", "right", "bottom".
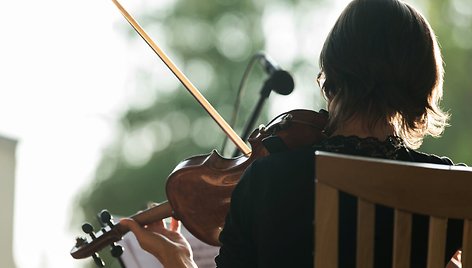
[
  {"left": 1, "top": 1, "right": 135, "bottom": 267},
  {"left": 0, "top": 0, "right": 346, "bottom": 267}
]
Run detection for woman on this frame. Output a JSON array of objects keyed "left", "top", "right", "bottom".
[{"left": 121, "top": 0, "right": 463, "bottom": 267}]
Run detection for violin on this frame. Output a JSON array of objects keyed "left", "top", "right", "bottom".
[
  {"left": 70, "top": 109, "right": 328, "bottom": 260},
  {"left": 70, "top": 0, "right": 329, "bottom": 264}
]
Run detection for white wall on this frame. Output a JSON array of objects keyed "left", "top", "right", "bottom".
[{"left": 0, "top": 135, "right": 17, "bottom": 268}]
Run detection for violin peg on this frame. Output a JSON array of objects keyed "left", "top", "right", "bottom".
[
  {"left": 258, "top": 124, "right": 267, "bottom": 132},
  {"left": 92, "top": 252, "right": 105, "bottom": 267},
  {"left": 99, "top": 210, "right": 114, "bottom": 227},
  {"left": 81, "top": 222, "right": 96, "bottom": 239},
  {"left": 110, "top": 243, "right": 124, "bottom": 258}
]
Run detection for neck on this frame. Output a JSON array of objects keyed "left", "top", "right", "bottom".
[{"left": 331, "top": 118, "right": 395, "bottom": 141}]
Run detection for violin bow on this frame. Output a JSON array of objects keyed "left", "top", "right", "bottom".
[{"left": 111, "top": 0, "right": 251, "bottom": 156}]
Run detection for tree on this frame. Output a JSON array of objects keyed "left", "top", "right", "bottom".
[{"left": 419, "top": 0, "right": 472, "bottom": 163}]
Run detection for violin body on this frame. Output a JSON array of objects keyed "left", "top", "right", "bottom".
[
  {"left": 166, "top": 132, "right": 266, "bottom": 246},
  {"left": 166, "top": 109, "right": 328, "bottom": 246},
  {"left": 70, "top": 109, "right": 328, "bottom": 258}
]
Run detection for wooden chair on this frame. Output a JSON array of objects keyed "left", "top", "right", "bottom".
[{"left": 314, "top": 151, "right": 472, "bottom": 268}]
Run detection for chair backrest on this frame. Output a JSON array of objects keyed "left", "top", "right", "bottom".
[{"left": 314, "top": 151, "right": 472, "bottom": 268}]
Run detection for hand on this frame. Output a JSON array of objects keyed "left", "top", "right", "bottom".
[
  {"left": 120, "top": 217, "right": 198, "bottom": 268},
  {"left": 446, "top": 250, "right": 462, "bottom": 268}
]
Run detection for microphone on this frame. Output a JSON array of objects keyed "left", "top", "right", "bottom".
[
  {"left": 257, "top": 52, "right": 280, "bottom": 75},
  {"left": 256, "top": 53, "right": 294, "bottom": 96},
  {"left": 229, "top": 52, "right": 295, "bottom": 156}
]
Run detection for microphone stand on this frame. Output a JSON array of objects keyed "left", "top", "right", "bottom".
[{"left": 232, "top": 78, "right": 273, "bottom": 157}]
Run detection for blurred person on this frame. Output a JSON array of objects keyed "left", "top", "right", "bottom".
[{"left": 121, "top": 0, "right": 466, "bottom": 267}]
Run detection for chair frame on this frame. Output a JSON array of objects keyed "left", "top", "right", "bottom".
[{"left": 314, "top": 151, "right": 472, "bottom": 268}]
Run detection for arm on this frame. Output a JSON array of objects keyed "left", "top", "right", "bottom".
[{"left": 215, "top": 163, "right": 259, "bottom": 268}]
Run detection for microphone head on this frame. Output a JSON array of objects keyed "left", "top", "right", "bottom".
[{"left": 270, "top": 70, "right": 294, "bottom": 95}]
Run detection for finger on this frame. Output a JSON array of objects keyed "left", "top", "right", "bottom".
[
  {"left": 120, "top": 218, "right": 144, "bottom": 235},
  {"left": 120, "top": 218, "right": 139, "bottom": 230},
  {"left": 147, "top": 219, "right": 166, "bottom": 232},
  {"left": 170, "top": 218, "right": 181, "bottom": 232},
  {"left": 446, "top": 250, "right": 462, "bottom": 268},
  {"left": 147, "top": 202, "right": 159, "bottom": 208},
  {"left": 120, "top": 218, "right": 171, "bottom": 259},
  {"left": 120, "top": 219, "right": 169, "bottom": 246},
  {"left": 121, "top": 218, "right": 164, "bottom": 239}
]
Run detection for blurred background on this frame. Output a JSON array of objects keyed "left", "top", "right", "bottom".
[{"left": 0, "top": 0, "right": 470, "bottom": 267}]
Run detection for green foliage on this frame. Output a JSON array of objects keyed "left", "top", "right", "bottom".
[{"left": 418, "top": 0, "right": 472, "bottom": 164}]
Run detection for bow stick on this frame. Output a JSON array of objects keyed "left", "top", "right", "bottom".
[{"left": 111, "top": 0, "right": 251, "bottom": 155}]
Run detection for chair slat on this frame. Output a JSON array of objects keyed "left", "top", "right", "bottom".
[
  {"left": 462, "top": 220, "right": 472, "bottom": 268},
  {"left": 356, "top": 199, "right": 374, "bottom": 268},
  {"left": 427, "top": 217, "right": 447, "bottom": 268},
  {"left": 315, "top": 182, "right": 338, "bottom": 268},
  {"left": 393, "top": 210, "right": 412, "bottom": 268}
]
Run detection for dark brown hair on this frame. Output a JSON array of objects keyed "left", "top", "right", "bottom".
[{"left": 319, "top": 0, "right": 448, "bottom": 148}]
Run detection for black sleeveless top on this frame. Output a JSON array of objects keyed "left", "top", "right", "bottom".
[{"left": 215, "top": 136, "right": 462, "bottom": 268}]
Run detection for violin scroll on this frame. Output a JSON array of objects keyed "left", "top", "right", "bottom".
[{"left": 70, "top": 202, "right": 173, "bottom": 260}]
